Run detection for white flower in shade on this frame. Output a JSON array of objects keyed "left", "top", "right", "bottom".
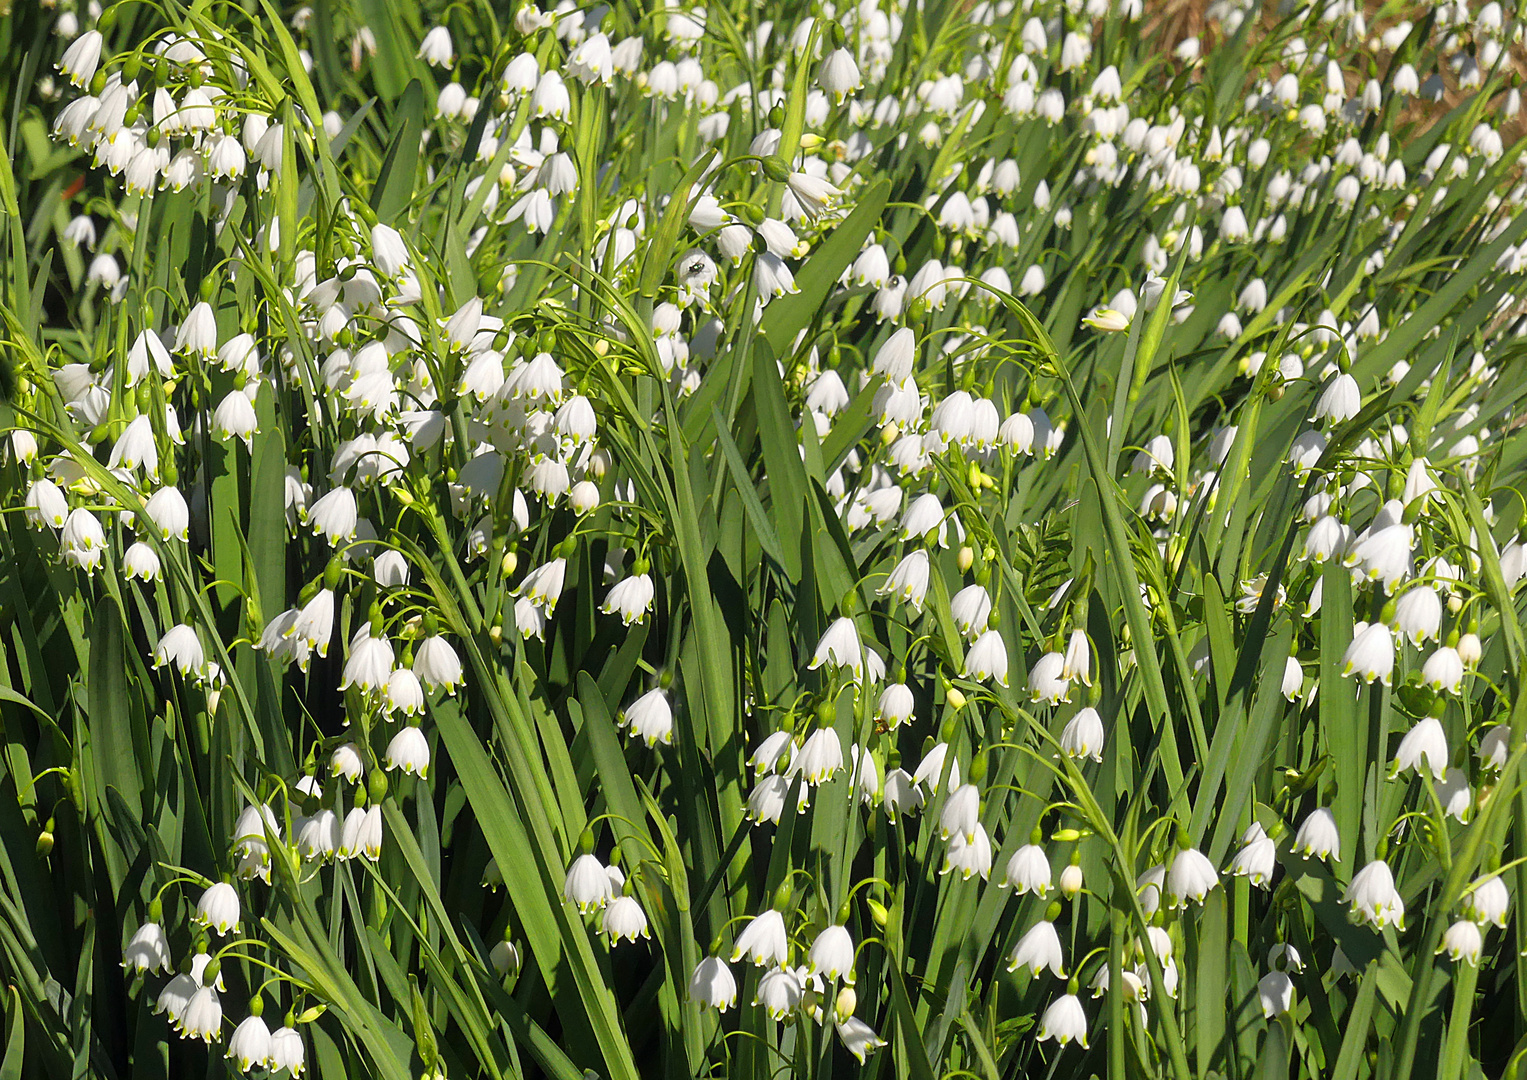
[
  {"left": 750, "top": 730, "right": 793, "bottom": 775},
  {"left": 1028, "top": 651, "right": 1069, "bottom": 703},
  {"left": 963, "top": 630, "right": 1009, "bottom": 685},
  {"left": 268, "top": 1026, "right": 304, "bottom": 1075},
  {"left": 1060, "top": 707, "right": 1105, "bottom": 761},
  {"left": 808, "top": 925, "right": 856, "bottom": 983},
  {"left": 746, "top": 774, "right": 803, "bottom": 824},
  {"left": 1345, "top": 860, "right": 1405, "bottom": 928},
  {"left": 1478, "top": 725, "right": 1510, "bottom": 771},
  {"left": 233, "top": 803, "right": 280, "bottom": 861},
  {"left": 384, "top": 725, "right": 430, "bottom": 777},
  {"left": 297, "top": 809, "right": 341, "bottom": 861},
  {"left": 1393, "top": 716, "right": 1448, "bottom": 779},
  {"left": 876, "top": 683, "right": 915, "bottom": 728},
  {"left": 24, "top": 478, "right": 68, "bottom": 529},
  {"left": 156, "top": 971, "right": 198, "bottom": 1024},
  {"left": 180, "top": 985, "right": 223, "bottom": 1042},
  {"left": 307, "top": 486, "right": 358, "bottom": 545},
  {"left": 1441, "top": 920, "right": 1483, "bottom": 965},
  {"left": 810, "top": 617, "right": 864, "bottom": 679},
  {"left": 941, "top": 822, "right": 993, "bottom": 880},
  {"left": 1342, "top": 621, "right": 1395, "bottom": 685},
  {"left": 108, "top": 416, "right": 158, "bottom": 476},
  {"left": 755, "top": 965, "right": 804, "bottom": 1018},
  {"left": 330, "top": 742, "right": 364, "bottom": 783},
  {"left": 900, "top": 492, "right": 947, "bottom": 543},
  {"left": 1458, "top": 632, "right": 1483, "bottom": 666},
  {"left": 1038, "top": 994, "right": 1088, "bottom": 1047},
  {"left": 689, "top": 956, "right": 738, "bottom": 1010},
  {"left": 351, "top": 805, "right": 384, "bottom": 860},
  {"left": 489, "top": 938, "right": 521, "bottom": 975},
  {"left": 516, "top": 557, "right": 568, "bottom": 613},
  {"left": 1437, "top": 768, "right": 1471, "bottom": 822},
  {"left": 291, "top": 589, "right": 335, "bottom": 658},
  {"left": 154, "top": 624, "right": 205, "bottom": 679},
  {"left": 882, "top": 767, "right": 924, "bottom": 821},
  {"left": 195, "top": 882, "right": 241, "bottom": 936},
  {"left": 1228, "top": 823, "right": 1276, "bottom": 887},
  {"left": 385, "top": 668, "right": 425, "bottom": 715},
  {"left": 1314, "top": 373, "right": 1361, "bottom": 423},
  {"left": 340, "top": 626, "right": 394, "bottom": 694},
  {"left": 568, "top": 32, "right": 614, "bottom": 84},
  {"left": 57, "top": 29, "right": 104, "bottom": 86},
  {"left": 793, "top": 728, "right": 844, "bottom": 785},
  {"left": 227, "top": 1013, "right": 272, "bottom": 1071},
  {"left": 621, "top": 688, "right": 674, "bottom": 747},
  {"left": 873, "top": 327, "right": 917, "bottom": 381},
  {"left": 1421, "top": 646, "right": 1465, "bottom": 694},
  {"left": 173, "top": 302, "right": 218, "bottom": 362},
  {"left": 1394, "top": 586, "right": 1442, "bottom": 646},
  {"left": 1002, "top": 844, "right": 1052, "bottom": 896},
  {"left": 123, "top": 922, "right": 173, "bottom": 973},
  {"left": 939, "top": 783, "right": 981, "bottom": 842},
  {"left": 1462, "top": 875, "right": 1510, "bottom": 928},
  {"left": 879, "top": 550, "right": 930, "bottom": 609},
  {"left": 736, "top": 910, "right": 794, "bottom": 965},
  {"left": 213, "top": 390, "right": 258, "bottom": 447},
  {"left": 786, "top": 172, "right": 841, "bottom": 220},
  {"left": 60, "top": 508, "right": 106, "bottom": 571},
  {"left": 1060, "top": 861, "right": 1084, "bottom": 898},
  {"left": 1281, "top": 655, "right": 1305, "bottom": 701},
  {"left": 1258, "top": 972, "right": 1294, "bottom": 1018},
  {"left": 414, "top": 635, "right": 462, "bottom": 693},
  {"left": 949, "top": 584, "right": 992, "bottom": 641},
  {"left": 602, "top": 573, "right": 655, "bottom": 624},
  {"left": 913, "top": 742, "right": 961, "bottom": 794},
  {"left": 563, "top": 854, "right": 614, "bottom": 913},
  {"left": 835, "top": 1014, "right": 886, "bottom": 1062},
  {"left": 818, "top": 47, "right": 862, "bottom": 99},
  {"left": 1292, "top": 807, "right": 1340, "bottom": 862},
  {"left": 1346, "top": 523, "right": 1413, "bottom": 593},
  {"left": 1061, "top": 630, "right": 1091, "bottom": 685},
  {"left": 417, "top": 26, "right": 454, "bottom": 67},
  {"left": 1008, "top": 920, "right": 1066, "bottom": 977},
  {"left": 1167, "top": 846, "right": 1219, "bottom": 907},
  {"left": 602, "top": 895, "right": 650, "bottom": 943},
  {"left": 1303, "top": 516, "right": 1350, "bottom": 563}
]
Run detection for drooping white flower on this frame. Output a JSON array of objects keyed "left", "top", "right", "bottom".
[
  {"left": 808, "top": 925, "right": 856, "bottom": 983},
  {"left": 227, "top": 1013, "right": 273, "bottom": 1072},
  {"left": 195, "top": 882, "right": 241, "bottom": 936},
  {"left": 1037, "top": 993, "right": 1088, "bottom": 1047},
  {"left": 793, "top": 728, "right": 844, "bottom": 785},
  {"left": 1393, "top": 716, "right": 1448, "bottom": 780},
  {"left": 962, "top": 630, "right": 1009, "bottom": 686},
  {"left": 1257, "top": 971, "right": 1294, "bottom": 1018},
  {"left": 601, "top": 895, "right": 650, "bottom": 943},
  {"left": 1292, "top": 807, "right": 1340, "bottom": 862},
  {"left": 563, "top": 854, "right": 614, "bottom": 913},
  {"left": 1342, "top": 621, "right": 1395, "bottom": 685},
  {"left": 754, "top": 965, "right": 804, "bottom": 1018},
  {"left": 384, "top": 725, "right": 430, "bottom": 777},
  {"left": 621, "top": 688, "right": 674, "bottom": 747},
  {"left": 602, "top": 573, "right": 655, "bottom": 624},
  {"left": 1167, "top": 846, "right": 1219, "bottom": 907},
  {"left": 1007, "top": 920, "right": 1066, "bottom": 977},
  {"left": 1002, "top": 844, "right": 1052, "bottom": 896},
  {"left": 123, "top": 921, "right": 173, "bottom": 973},
  {"left": 809, "top": 618, "right": 864, "bottom": 679},
  {"left": 733, "top": 909, "right": 790, "bottom": 967},
  {"left": 1027, "top": 651, "right": 1069, "bottom": 703},
  {"left": 940, "top": 822, "right": 992, "bottom": 880},
  {"left": 1462, "top": 874, "right": 1510, "bottom": 928},
  {"left": 689, "top": 956, "right": 738, "bottom": 1010},
  {"left": 1440, "top": 920, "right": 1483, "bottom": 965},
  {"left": 1345, "top": 860, "right": 1405, "bottom": 928},
  {"left": 1227, "top": 823, "right": 1276, "bottom": 887}
]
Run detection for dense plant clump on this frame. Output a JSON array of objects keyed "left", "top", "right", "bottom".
[{"left": 1, "top": 0, "right": 1527, "bottom": 1077}]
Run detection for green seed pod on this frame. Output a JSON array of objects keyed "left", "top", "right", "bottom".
[
  {"left": 368, "top": 770, "right": 389, "bottom": 803},
  {"left": 761, "top": 155, "right": 791, "bottom": 182}
]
